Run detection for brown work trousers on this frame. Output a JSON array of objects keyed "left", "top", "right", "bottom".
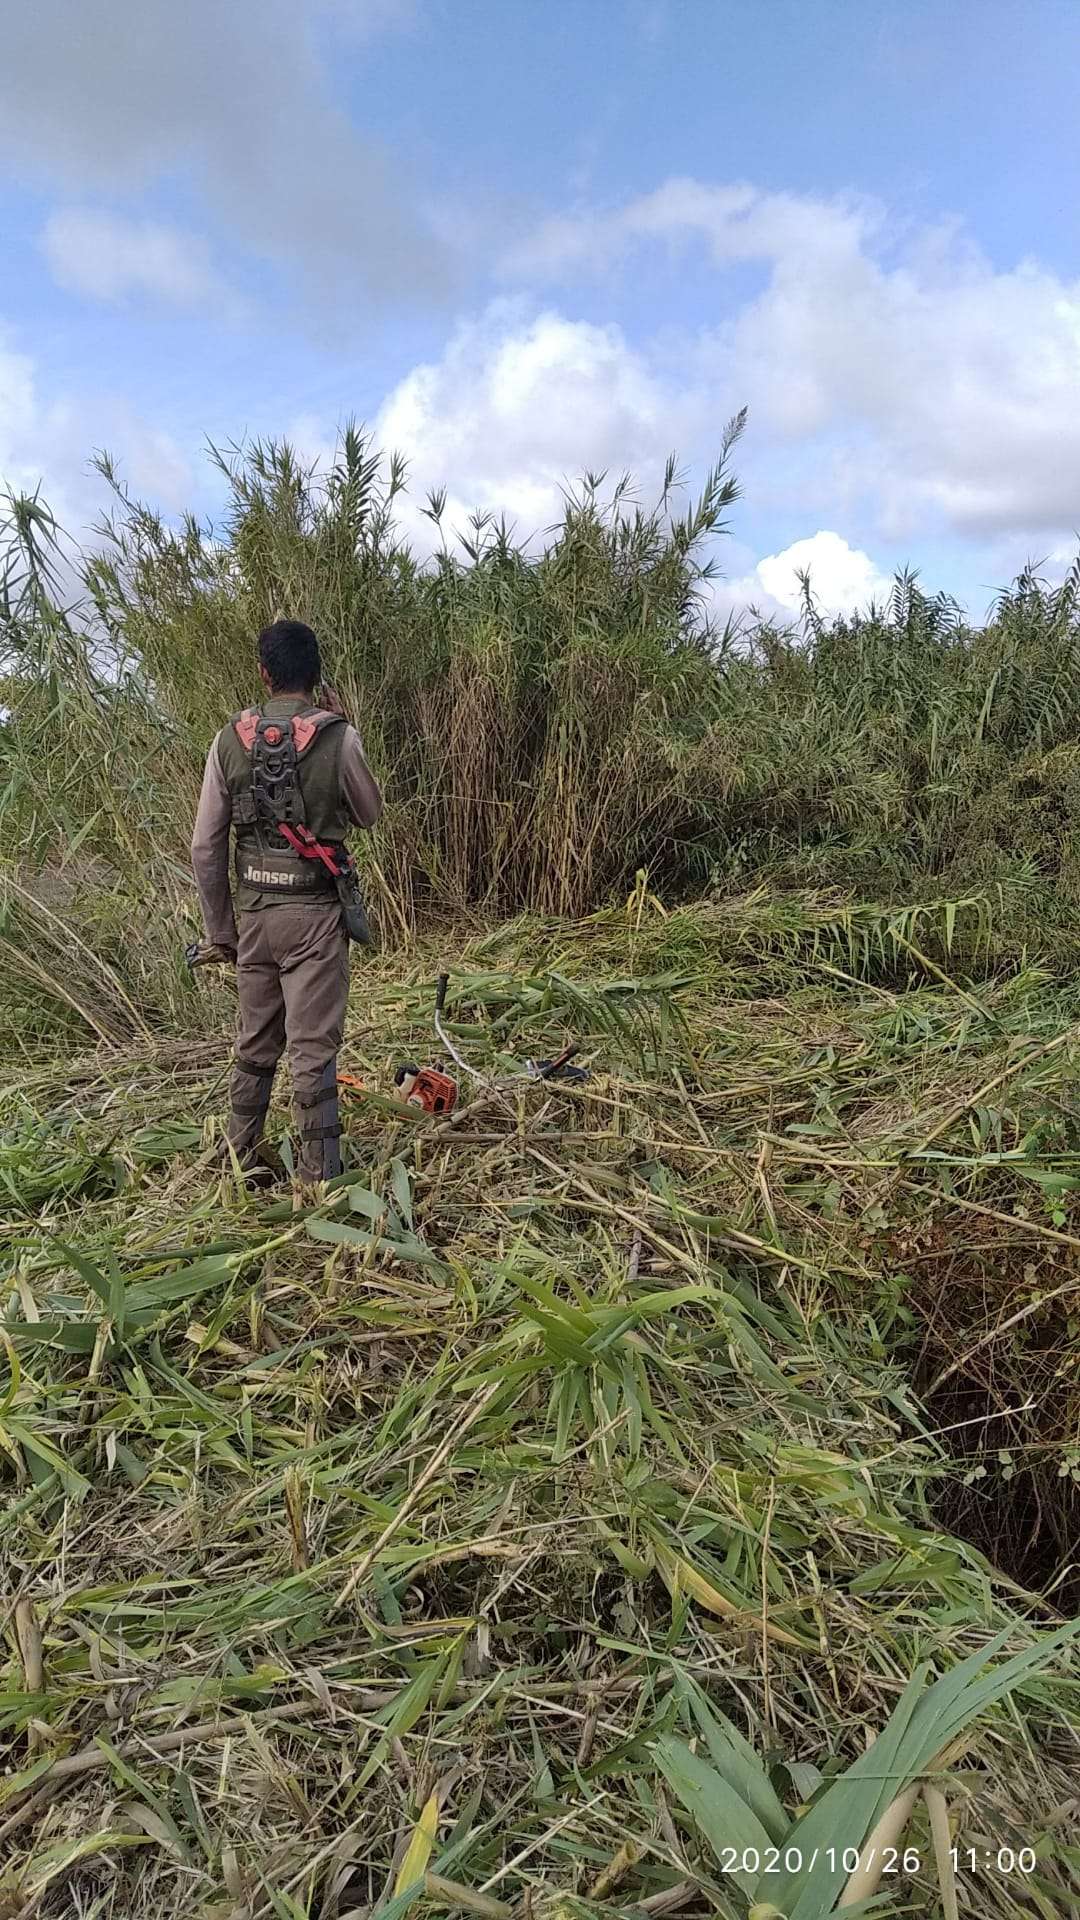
[{"left": 227, "top": 904, "right": 348, "bottom": 1181}]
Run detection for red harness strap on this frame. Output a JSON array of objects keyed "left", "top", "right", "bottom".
[{"left": 277, "top": 821, "right": 346, "bottom": 879}]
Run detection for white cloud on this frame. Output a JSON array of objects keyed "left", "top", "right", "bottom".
[
  {"left": 505, "top": 178, "right": 1080, "bottom": 544},
  {"left": 0, "top": 324, "right": 194, "bottom": 557},
  {"left": 290, "top": 309, "right": 893, "bottom": 627},
  {"left": 0, "top": 299, "right": 705, "bottom": 584},
  {"left": 41, "top": 211, "right": 238, "bottom": 314},
  {"left": 733, "top": 531, "right": 891, "bottom": 619},
  {"left": 711, "top": 531, "right": 893, "bottom": 629},
  {"left": 0, "top": 291, "right": 891, "bottom": 639},
  {"left": 373, "top": 300, "right": 695, "bottom": 552},
  {"left": 505, "top": 179, "right": 873, "bottom": 285},
  {"left": 1, "top": 0, "right": 447, "bottom": 314}
]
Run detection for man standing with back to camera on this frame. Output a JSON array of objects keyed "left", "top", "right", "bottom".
[{"left": 191, "top": 619, "right": 382, "bottom": 1186}]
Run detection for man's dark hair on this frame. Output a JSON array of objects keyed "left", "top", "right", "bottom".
[{"left": 258, "top": 619, "right": 322, "bottom": 694}]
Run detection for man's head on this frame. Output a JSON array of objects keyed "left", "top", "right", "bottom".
[{"left": 258, "top": 619, "right": 321, "bottom": 697}]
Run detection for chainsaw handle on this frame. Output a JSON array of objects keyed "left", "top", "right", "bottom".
[
  {"left": 539, "top": 1043, "right": 579, "bottom": 1079},
  {"left": 435, "top": 973, "right": 450, "bottom": 1014}
]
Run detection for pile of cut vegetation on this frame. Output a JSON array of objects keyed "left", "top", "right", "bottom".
[{"left": 3, "top": 903, "right": 1080, "bottom": 1919}]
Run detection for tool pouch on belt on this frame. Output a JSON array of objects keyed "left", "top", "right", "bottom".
[{"left": 334, "top": 854, "right": 374, "bottom": 947}]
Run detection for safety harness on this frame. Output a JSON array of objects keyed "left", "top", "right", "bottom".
[{"left": 231, "top": 707, "right": 373, "bottom": 943}]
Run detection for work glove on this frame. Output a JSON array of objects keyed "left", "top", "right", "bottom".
[{"left": 185, "top": 939, "right": 237, "bottom": 971}]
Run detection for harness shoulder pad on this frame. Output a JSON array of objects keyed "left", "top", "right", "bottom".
[
  {"left": 233, "top": 708, "right": 261, "bottom": 753},
  {"left": 292, "top": 710, "right": 345, "bottom": 756}
]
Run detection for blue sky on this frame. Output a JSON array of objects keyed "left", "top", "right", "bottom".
[{"left": 2, "top": 0, "right": 1079, "bottom": 621}]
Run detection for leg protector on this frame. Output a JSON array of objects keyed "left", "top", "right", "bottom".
[
  {"left": 294, "top": 1057, "right": 342, "bottom": 1181},
  {"left": 228, "top": 1056, "right": 277, "bottom": 1157}
]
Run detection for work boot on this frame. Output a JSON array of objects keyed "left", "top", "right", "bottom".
[
  {"left": 214, "top": 1140, "right": 282, "bottom": 1191},
  {"left": 294, "top": 1058, "right": 343, "bottom": 1183}
]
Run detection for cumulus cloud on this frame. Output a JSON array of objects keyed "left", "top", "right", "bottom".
[
  {"left": 41, "top": 211, "right": 240, "bottom": 315},
  {"left": 723, "top": 531, "right": 892, "bottom": 621},
  {"left": 364, "top": 304, "right": 895, "bottom": 629},
  {"left": 297, "top": 306, "right": 892, "bottom": 623},
  {"left": 373, "top": 300, "right": 696, "bottom": 551},
  {"left": 3, "top": 289, "right": 892, "bottom": 640},
  {"left": 504, "top": 178, "right": 1080, "bottom": 543},
  {"left": 2, "top": 0, "right": 447, "bottom": 313}
]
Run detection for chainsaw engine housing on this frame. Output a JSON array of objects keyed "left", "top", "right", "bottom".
[{"left": 393, "top": 1063, "right": 458, "bottom": 1115}]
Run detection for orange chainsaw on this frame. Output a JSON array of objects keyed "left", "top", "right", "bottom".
[
  {"left": 341, "top": 972, "right": 586, "bottom": 1122},
  {"left": 384, "top": 974, "right": 463, "bottom": 1115},
  {"left": 336, "top": 1065, "right": 458, "bottom": 1116},
  {"left": 392, "top": 1062, "right": 458, "bottom": 1116}
]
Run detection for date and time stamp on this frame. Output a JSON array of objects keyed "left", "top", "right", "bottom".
[{"left": 716, "top": 1842, "right": 1040, "bottom": 1878}]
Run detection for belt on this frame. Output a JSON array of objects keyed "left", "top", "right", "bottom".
[{"left": 234, "top": 847, "right": 335, "bottom": 894}]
